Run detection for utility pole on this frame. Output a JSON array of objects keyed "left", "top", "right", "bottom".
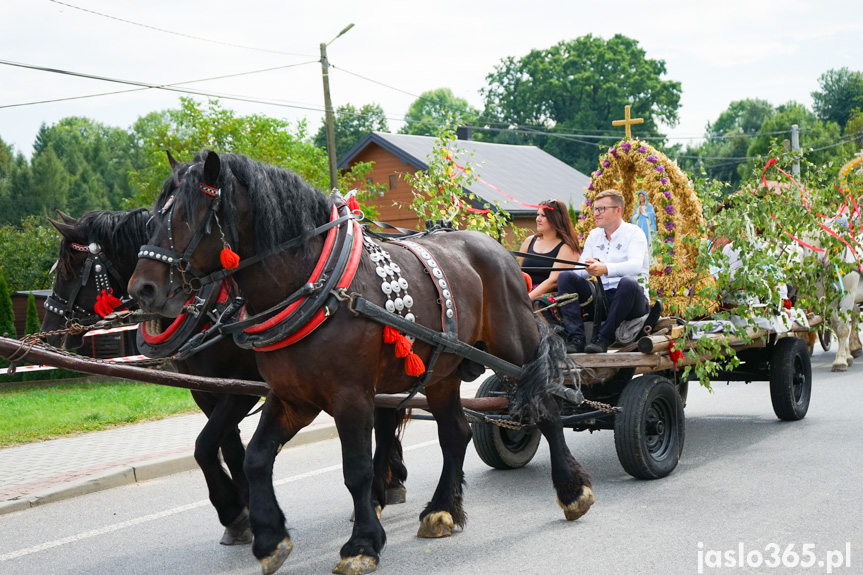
[
  {"left": 791, "top": 124, "right": 800, "bottom": 177},
  {"left": 320, "top": 24, "right": 354, "bottom": 191}
]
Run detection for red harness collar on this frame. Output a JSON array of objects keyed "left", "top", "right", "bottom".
[{"left": 239, "top": 205, "right": 364, "bottom": 351}]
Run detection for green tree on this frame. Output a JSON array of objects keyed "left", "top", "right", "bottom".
[
  {"left": 34, "top": 117, "right": 140, "bottom": 211},
  {"left": 740, "top": 101, "right": 855, "bottom": 181},
  {"left": 679, "top": 99, "right": 775, "bottom": 188},
  {"left": 129, "top": 98, "right": 382, "bottom": 213},
  {"left": 314, "top": 103, "right": 389, "bottom": 159},
  {"left": 398, "top": 88, "right": 480, "bottom": 137},
  {"left": 25, "top": 292, "right": 40, "bottom": 335},
  {"left": 811, "top": 68, "right": 863, "bottom": 131},
  {"left": 481, "top": 34, "right": 682, "bottom": 173},
  {"left": 29, "top": 146, "right": 69, "bottom": 217},
  {"left": 0, "top": 216, "right": 59, "bottom": 292},
  {"left": 0, "top": 274, "right": 17, "bottom": 340}
]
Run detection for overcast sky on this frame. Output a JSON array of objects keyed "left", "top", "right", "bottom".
[{"left": 2, "top": 0, "right": 862, "bottom": 158}]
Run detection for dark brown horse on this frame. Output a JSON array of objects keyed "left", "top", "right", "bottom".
[
  {"left": 128, "top": 151, "right": 594, "bottom": 575},
  {"left": 42, "top": 208, "right": 409, "bottom": 548}
]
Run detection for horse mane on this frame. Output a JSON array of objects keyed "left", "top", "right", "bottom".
[
  {"left": 155, "top": 151, "right": 332, "bottom": 256},
  {"left": 57, "top": 208, "right": 152, "bottom": 278}
]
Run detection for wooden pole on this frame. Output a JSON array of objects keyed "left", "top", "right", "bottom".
[
  {"left": 0, "top": 336, "right": 270, "bottom": 396},
  {"left": 320, "top": 42, "right": 339, "bottom": 191}
]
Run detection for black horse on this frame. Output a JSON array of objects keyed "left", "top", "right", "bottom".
[
  {"left": 42, "top": 208, "right": 409, "bottom": 547},
  {"left": 128, "top": 151, "right": 594, "bottom": 575}
]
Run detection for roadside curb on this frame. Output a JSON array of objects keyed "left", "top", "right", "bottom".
[{"left": 0, "top": 422, "right": 339, "bottom": 516}]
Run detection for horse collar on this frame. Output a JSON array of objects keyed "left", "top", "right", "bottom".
[{"left": 227, "top": 198, "right": 364, "bottom": 351}]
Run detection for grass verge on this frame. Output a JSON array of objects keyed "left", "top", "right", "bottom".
[{"left": 0, "top": 381, "right": 198, "bottom": 447}]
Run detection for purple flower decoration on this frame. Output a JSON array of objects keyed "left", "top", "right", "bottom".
[
  {"left": 657, "top": 288, "right": 665, "bottom": 298},
  {"left": 663, "top": 190, "right": 672, "bottom": 199},
  {"left": 580, "top": 213, "right": 586, "bottom": 220},
  {"left": 668, "top": 249, "right": 676, "bottom": 257},
  {"left": 595, "top": 169, "right": 603, "bottom": 177},
  {"left": 588, "top": 182, "right": 594, "bottom": 191},
  {"left": 646, "top": 154, "right": 658, "bottom": 164},
  {"left": 664, "top": 236, "right": 675, "bottom": 244},
  {"left": 637, "top": 145, "right": 647, "bottom": 153},
  {"left": 665, "top": 221, "right": 676, "bottom": 231},
  {"left": 660, "top": 177, "right": 668, "bottom": 186},
  {"left": 585, "top": 200, "right": 592, "bottom": 206},
  {"left": 664, "top": 266, "right": 673, "bottom": 275},
  {"left": 664, "top": 205, "right": 675, "bottom": 215},
  {"left": 655, "top": 165, "right": 665, "bottom": 173},
  {"left": 621, "top": 141, "right": 632, "bottom": 152},
  {"left": 609, "top": 147, "right": 618, "bottom": 158},
  {"left": 602, "top": 160, "right": 610, "bottom": 168}
]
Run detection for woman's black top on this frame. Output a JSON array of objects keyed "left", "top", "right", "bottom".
[{"left": 521, "top": 236, "right": 565, "bottom": 287}]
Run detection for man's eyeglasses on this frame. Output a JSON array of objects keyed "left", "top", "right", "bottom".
[{"left": 592, "top": 205, "right": 619, "bottom": 214}]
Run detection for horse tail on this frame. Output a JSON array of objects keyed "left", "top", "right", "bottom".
[
  {"left": 395, "top": 407, "right": 411, "bottom": 437},
  {"left": 510, "top": 316, "right": 576, "bottom": 422}
]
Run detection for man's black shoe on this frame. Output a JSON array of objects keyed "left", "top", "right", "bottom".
[
  {"left": 565, "top": 335, "right": 586, "bottom": 354},
  {"left": 585, "top": 336, "right": 611, "bottom": 354}
]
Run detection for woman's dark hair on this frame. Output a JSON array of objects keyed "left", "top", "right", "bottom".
[{"left": 537, "top": 199, "right": 580, "bottom": 253}]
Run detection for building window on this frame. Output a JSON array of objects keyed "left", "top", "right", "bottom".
[{"left": 389, "top": 175, "right": 397, "bottom": 190}]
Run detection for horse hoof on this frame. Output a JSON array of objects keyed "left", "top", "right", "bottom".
[
  {"left": 220, "top": 509, "right": 252, "bottom": 545},
  {"left": 558, "top": 486, "right": 595, "bottom": 521},
  {"left": 832, "top": 364, "right": 848, "bottom": 372},
  {"left": 417, "top": 511, "right": 454, "bottom": 538},
  {"left": 386, "top": 486, "right": 407, "bottom": 505},
  {"left": 332, "top": 554, "right": 378, "bottom": 575},
  {"left": 260, "top": 538, "right": 293, "bottom": 575}
]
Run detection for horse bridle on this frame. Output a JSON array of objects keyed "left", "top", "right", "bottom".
[
  {"left": 44, "top": 241, "right": 133, "bottom": 326},
  {"left": 138, "top": 180, "right": 356, "bottom": 295},
  {"left": 138, "top": 182, "right": 224, "bottom": 295}
]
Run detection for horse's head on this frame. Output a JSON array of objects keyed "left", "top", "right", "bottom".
[
  {"left": 129, "top": 151, "right": 238, "bottom": 317},
  {"left": 43, "top": 209, "right": 140, "bottom": 350}
]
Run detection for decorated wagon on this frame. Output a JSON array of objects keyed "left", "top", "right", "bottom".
[{"left": 0, "top": 124, "right": 829, "bottom": 574}]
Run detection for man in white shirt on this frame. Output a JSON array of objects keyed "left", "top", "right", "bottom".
[{"left": 557, "top": 189, "right": 650, "bottom": 353}]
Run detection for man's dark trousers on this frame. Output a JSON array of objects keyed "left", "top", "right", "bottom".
[{"left": 556, "top": 273, "right": 649, "bottom": 343}]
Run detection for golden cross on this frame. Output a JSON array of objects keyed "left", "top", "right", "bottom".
[{"left": 612, "top": 105, "right": 644, "bottom": 140}]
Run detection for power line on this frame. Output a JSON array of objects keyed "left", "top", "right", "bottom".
[
  {"left": 0, "top": 60, "right": 319, "bottom": 109},
  {"left": 0, "top": 58, "right": 326, "bottom": 113},
  {"left": 47, "top": 0, "right": 317, "bottom": 57}
]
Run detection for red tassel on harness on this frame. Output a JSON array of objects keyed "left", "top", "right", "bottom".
[
  {"left": 220, "top": 246, "right": 240, "bottom": 269},
  {"left": 522, "top": 271, "right": 533, "bottom": 293},
  {"left": 94, "top": 289, "right": 123, "bottom": 317},
  {"left": 395, "top": 335, "right": 412, "bottom": 358},
  {"left": 404, "top": 352, "right": 425, "bottom": 377},
  {"left": 347, "top": 196, "right": 361, "bottom": 216},
  {"left": 383, "top": 325, "right": 399, "bottom": 344}
]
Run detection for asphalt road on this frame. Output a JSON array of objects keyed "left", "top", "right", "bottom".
[{"left": 1, "top": 347, "right": 861, "bottom": 575}]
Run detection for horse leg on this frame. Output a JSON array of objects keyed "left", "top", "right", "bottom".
[
  {"left": 190, "top": 392, "right": 255, "bottom": 544},
  {"left": 830, "top": 311, "right": 851, "bottom": 372},
  {"left": 371, "top": 407, "right": 407, "bottom": 513},
  {"left": 850, "top": 311, "right": 862, "bottom": 359},
  {"left": 332, "top": 397, "right": 386, "bottom": 575},
  {"left": 417, "top": 376, "right": 471, "bottom": 539},
  {"left": 214, "top": 395, "right": 260, "bottom": 544},
  {"left": 534, "top": 394, "right": 595, "bottom": 520},
  {"left": 385, "top": 414, "right": 408, "bottom": 504},
  {"left": 245, "top": 394, "right": 319, "bottom": 575}
]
